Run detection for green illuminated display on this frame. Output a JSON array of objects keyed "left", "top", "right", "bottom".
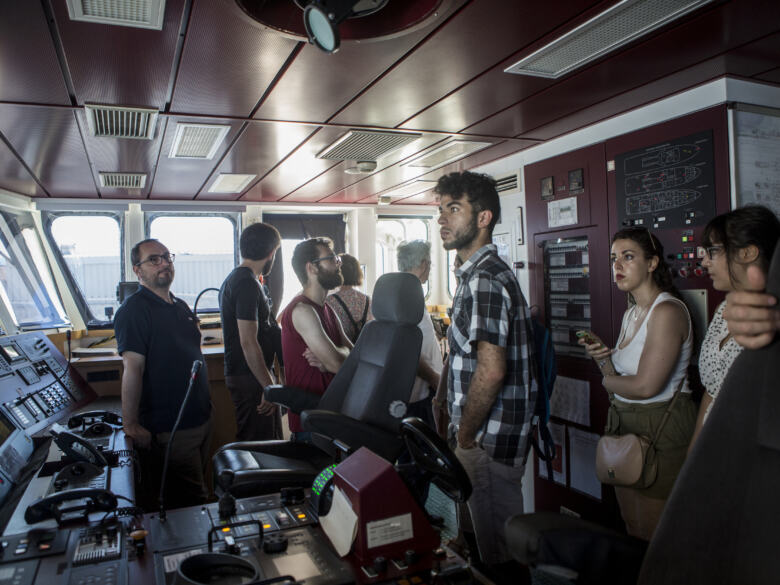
[{"left": 311, "top": 464, "right": 338, "bottom": 495}]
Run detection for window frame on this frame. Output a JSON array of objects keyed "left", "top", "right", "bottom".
[
  {"left": 376, "top": 214, "right": 432, "bottom": 298},
  {"left": 41, "top": 210, "right": 124, "bottom": 328},
  {"left": 0, "top": 209, "right": 71, "bottom": 330},
  {"left": 145, "top": 211, "right": 241, "bottom": 313}
]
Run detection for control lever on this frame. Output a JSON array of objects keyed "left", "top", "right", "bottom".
[{"left": 207, "top": 519, "right": 263, "bottom": 553}]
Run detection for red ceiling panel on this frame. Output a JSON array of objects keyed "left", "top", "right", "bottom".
[
  {"left": 171, "top": 0, "right": 300, "bottom": 118},
  {"left": 200, "top": 120, "right": 319, "bottom": 199},
  {"left": 0, "top": 3, "right": 70, "bottom": 105},
  {"left": 52, "top": 0, "right": 186, "bottom": 109},
  {"left": 330, "top": 0, "right": 597, "bottom": 129},
  {"left": 0, "top": 105, "right": 96, "bottom": 198},
  {"left": 466, "top": 0, "right": 780, "bottom": 139},
  {"left": 150, "top": 116, "right": 245, "bottom": 200},
  {"left": 253, "top": 28, "right": 432, "bottom": 123},
  {"left": 0, "top": 138, "right": 47, "bottom": 198}
]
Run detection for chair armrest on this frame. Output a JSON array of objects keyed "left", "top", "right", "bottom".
[
  {"left": 264, "top": 384, "right": 321, "bottom": 413},
  {"left": 301, "top": 410, "right": 404, "bottom": 462}
]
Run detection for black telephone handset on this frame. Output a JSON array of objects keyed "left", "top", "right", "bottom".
[
  {"left": 24, "top": 488, "right": 117, "bottom": 525},
  {"left": 68, "top": 410, "right": 122, "bottom": 429},
  {"left": 51, "top": 427, "right": 108, "bottom": 467}
]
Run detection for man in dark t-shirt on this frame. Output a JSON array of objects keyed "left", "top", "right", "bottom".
[
  {"left": 219, "top": 222, "right": 282, "bottom": 441},
  {"left": 114, "top": 238, "right": 212, "bottom": 511}
]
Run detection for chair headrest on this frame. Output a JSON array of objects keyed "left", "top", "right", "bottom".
[{"left": 371, "top": 272, "right": 424, "bottom": 325}]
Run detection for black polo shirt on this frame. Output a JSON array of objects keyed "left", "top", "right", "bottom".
[{"left": 114, "top": 285, "right": 211, "bottom": 434}]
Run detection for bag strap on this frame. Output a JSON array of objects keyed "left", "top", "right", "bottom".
[
  {"left": 359, "top": 297, "right": 369, "bottom": 328},
  {"left": 332, "top": 294, "right": 360, "bottom": 332},
  {"left": 648, "top": 377, "right": 685, "bottom": 447}
]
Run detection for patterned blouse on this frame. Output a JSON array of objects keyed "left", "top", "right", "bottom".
[
  {"left": 699, "top": 300, "right": 743, "bottom": 421},
  {"left": 325, "top": 286, "right": 373, "bottom": 343}
]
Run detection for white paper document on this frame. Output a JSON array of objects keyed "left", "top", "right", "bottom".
[
  {"left": 568, "top": 427, "right": 602, "bottom": 500},
  {"left": 550, "top": 376, "right": 590, "bottom": 427},
  {"left": 547, "top": 196, "right": 578, "bottom": 228},
  {"left": 319, "top": 486, "right": 358, "bottom": 557}
]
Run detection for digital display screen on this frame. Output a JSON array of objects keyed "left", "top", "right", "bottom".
[
  {"left": 0, "top": 343, "right": 24, "bottom": 363},
  {"left": 0, "top": 410, "right": 16, "bottom": 449}
]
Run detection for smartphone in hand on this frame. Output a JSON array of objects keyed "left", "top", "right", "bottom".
[{"left": 576, "top": 330, "right": 603, "bottom": 347}]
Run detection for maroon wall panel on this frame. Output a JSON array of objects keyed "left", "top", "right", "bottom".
[
  {"left": 605, "top": 105, "right": 731, "bottom": 337},
  {"left": 0, "top": 138, "right": 47, "bottom": 198},
  {"left": 0, "top": 2, "right": 70, "bottom": 105}
]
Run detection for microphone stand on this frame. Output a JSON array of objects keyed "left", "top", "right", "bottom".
[{"left": 158, "top": 359, "right": 203, "bottom": 523}]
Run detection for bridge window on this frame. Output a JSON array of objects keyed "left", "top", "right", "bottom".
[
  {"left": 447, "top": 249, "right": 458, "bottom": 298},
  {"left": 376, "top": 216, "right": 430, "bottom": 297},
  {"left": 0, "top": 210, "right": 70, "bottom": 330},
  {"left": 48, "top": 214, "right": 122, "bottom": 324},
  {"left": 147, "top": 213, "right": 238, "bottom": 312}
]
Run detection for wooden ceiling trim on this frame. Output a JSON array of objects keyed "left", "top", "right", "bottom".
[
  {"left": 253, "top": 28, "right": 431, "bottom": 124},
  {"left": 52, "top": 0, "right": 186, "bottom": 109},
  {"left": 329, "top": 0, "right": 563, "bottom": 129},
  {"left": 171, "top": 0, "right": 300, "bottom": 118},
  {"left": 0, "top": 105, "right": 96, "bottom": 198},
  {"left": 465, "top": 0, "right": 780, "bottom": 139},
  {"left": 0, "top": 1, "right": 70, "bottom": 105},
  {"left": 0, "top": 134, "right": 48, "bottom": 198}
]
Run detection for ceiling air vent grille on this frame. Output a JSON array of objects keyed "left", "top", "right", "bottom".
[
  {"left": 85, "top": 104, "right": 159, "bottom": 140},
  {"left": 402, "top": 140, "right": 492, "bottom": 170},
  {"left": 318, "top": 130, "right": 421, "bottom": 161},
  {"left": 99, "top": 172, "right": 147, "bottom": 189},
  {"left": 496, "top": 172, "right": 521, "bottom": 194},
  {"left": 169, "top": 123, "right": 230, "bottom": 159},
  {"left": 504, "top": 0, "right": 715, "bottom": 79},
  {"left": 67, "top": 0, "right": 166, "bottom": 30}
]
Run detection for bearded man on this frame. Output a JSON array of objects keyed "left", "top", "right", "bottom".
[{"left": 279, "top": 238, "right": 352, "bottom": 442}]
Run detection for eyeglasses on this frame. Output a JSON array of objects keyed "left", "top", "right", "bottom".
[
  {"left": 697, "top": 245, "right": 724, "bottom": 260},
  {"left": 136, "top": 253, "right": 175, "bottom": 266},
  {"left": 311, "top": 254, "right": 341, "bottom": 265}
]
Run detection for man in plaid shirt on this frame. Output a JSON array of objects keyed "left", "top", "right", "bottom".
[{"left": 435, "top": 171, "right": 537, "bottom": 570}]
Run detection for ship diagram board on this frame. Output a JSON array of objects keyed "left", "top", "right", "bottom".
[
  {"left": 734, "top": 107, "right": 780, "bottom": 217},
  {"left": 615, "top": 130, "right": 716, "bottom": 228}
]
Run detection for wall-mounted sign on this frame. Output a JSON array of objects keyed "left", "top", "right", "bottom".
[
  {"left": 541, "top": 176, "right": 554, "bottom": 200},
  {"left": 568, "top": 168, "right": 584, "bottom": 193}
]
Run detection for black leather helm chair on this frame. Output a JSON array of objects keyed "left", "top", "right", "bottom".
[{"left": 213, "top": 272, "right": 424, "bottom": 499}]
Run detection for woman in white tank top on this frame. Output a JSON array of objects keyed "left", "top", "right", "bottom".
[{"left": 580, "top": 227, "right": 696, "bottom": 540}]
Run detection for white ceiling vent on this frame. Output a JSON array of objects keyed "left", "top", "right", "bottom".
[
  {"left": 169, "top": 123, "right": 230, "bottom": 159},
  {"left": 504, "top": 0, "right": 715, "bottom": 79},
  {"left": 67, "top": 0, "right": 167, "bottom": 30},
  {"left": 85, "top": 104, "right": 159, "bottom": 140},
  {"left": 402, "top": 140, "right": 492, "bottom": 170},
  {"left": 496, "top": 171, "right": 521, "bottom": 195},
  {"left": 381, "top": 180, "right": 437, "bottom": 200},
  {"left": 208, "top": 173, "right": 257, "bottom": 194},
  {"left": 99, "top": 172, "right": 147, "bottom": 189},
  {"left": 318, "top": 130, "right": 421, "bottom": 161}
]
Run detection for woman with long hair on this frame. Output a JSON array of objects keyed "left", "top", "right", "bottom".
[
  {"left": 325, "top": 253, "right": 372, "bottom": 344},
  {"left": 581, "top": 227, "right": 696, "bottom": 540},
  {"left": 689, "top": 205, "right": 780, "bottom": 448}
]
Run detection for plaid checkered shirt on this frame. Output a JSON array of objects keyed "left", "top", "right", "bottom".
[{"left": 447, "top": 244, "right": 537, "bottom": 467}]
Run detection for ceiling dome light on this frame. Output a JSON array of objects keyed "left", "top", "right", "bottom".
[{"left": 304, "top": 3, "right": 340, "bottom": 53}]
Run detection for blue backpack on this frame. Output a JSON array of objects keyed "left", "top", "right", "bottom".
[{"left": 527, "top": 317, "right": 557, "bottom": 479}]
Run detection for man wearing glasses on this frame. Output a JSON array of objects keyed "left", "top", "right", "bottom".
[
  {"left": 279, "top": 238, "right": 352, "bottom": 442},
  {"left": 114, "top": 239, "right": 212, "bottom": 510}
]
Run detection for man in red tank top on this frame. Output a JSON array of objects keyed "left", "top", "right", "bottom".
[{"left": 280, "top": 238, "right": 353, "bottom": 441}]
